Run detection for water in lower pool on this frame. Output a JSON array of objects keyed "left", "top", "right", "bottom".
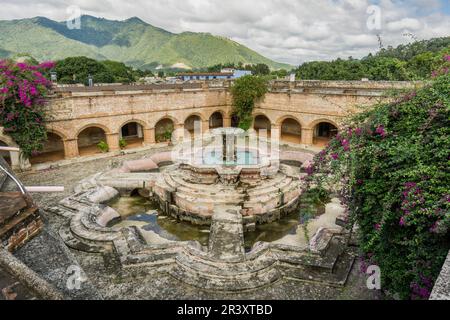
[
  {"left": 108, "top": 196, "right": 210, "bottom": 246},
  {"left": 243, "top": 190, "right": 329, "bottom": 250},
  {"left": 108, "top": 189, "right": 328, "bottom": 250}
]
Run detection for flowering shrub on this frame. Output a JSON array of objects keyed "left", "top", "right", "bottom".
[
  {"left": 304, "top": 69, "right": 449, "bottom": 299},
  {"left": 0, "top": 59, "right": 54, "bottom": 158}
]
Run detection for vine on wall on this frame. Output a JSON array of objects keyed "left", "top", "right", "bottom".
[{"left": 230, "top": 75, "right": 268, "bottom": 130}]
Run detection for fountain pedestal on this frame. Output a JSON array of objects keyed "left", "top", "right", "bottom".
[
  {"left": 216, "top": 167, "right": 242, "bottom": 185},
  {"left": 208, "top": 205, "right": 245, "bottom": 261}
]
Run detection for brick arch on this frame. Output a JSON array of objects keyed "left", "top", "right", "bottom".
[
  {"left": 206, "top": 109, "right": 228, "bottom": 120},
  {"left": 116, "top": 119, "right": 149, "bottom": 133},
  {"left": 30, "top": 129, "right": 66, "bottom": 165},
  {"left": 253, "top": 113, "right": 273, "bottom": 133},
  {"left": 308, "top": 118, "right": 340, "bottom": 130},
  {"left": 45, "top": 128, "right": 68, "bottom": 140},
  {"left": 154, "top": 116, "right": 176, "bottom": 143},
  {"left": 208, "top": 110, "right": 225, "bottom": 129},
  {"left": 252, "top": 112, "right": 276, "bottom": 125},
  {"left": 183, "top": 112, "right": 207, "bottom": 123},
  {"left": 276, "top": 115, "right": 307, "bottom": 128},
  {"left": 75, "top": 123, "right": 112, "bottom": 137},
  {"left": 151, "top": 115, "right": 181, "bottom": 128}
]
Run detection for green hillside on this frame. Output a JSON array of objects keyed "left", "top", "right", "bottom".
[{"left": 0, "top": 15, "right": 290, "bottom": 70}]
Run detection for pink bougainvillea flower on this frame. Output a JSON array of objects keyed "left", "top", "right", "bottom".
[
  {"left": 38, "top": 61, "right": 56, "bottom": 69},
  {"left": 305, "top": 165, "right": 314, "bottom": 176},
  {"left": 375, "top": 125, "right": 386, "bottom": 137}
]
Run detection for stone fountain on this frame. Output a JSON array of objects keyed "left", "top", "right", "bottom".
[
  {"left": 50, "top": 127, "right": 355, "bottom": 292},
  {"left": 153, "top": 127, "right": 300, "bottom": 228}
]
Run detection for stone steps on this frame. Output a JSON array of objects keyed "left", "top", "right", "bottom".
[
  {"left": 59, "top": 224, "right": 108, "bottom": 254},
  {"left": 245, "top": 173, "right": 288, "bottom": 191},
  {"left": 277, "top": 247, "right": 355, "bottom": 286},
  {"left": 246, "top": 178, "right": 295, "bottom": 200},
  {"left": 174, "top": 250, "right": 276, "bottom": 276},
  {"left": 275, "top": 235, "right": 344, "bottom": 272},
  {"left": 66, "top": 212, "right": 121, "bottom": 251},
  {"left": 168, "top": 257, "right": 281, "bottom": 291},
  {"left": 244, "top": 182, "right": 301, "bottom": 212},
  {"left": 174, "top": 191, "right": 237, "bottom": 205},
  {"left": 176, "top": 186, "right": 244, "bottom": 202},
  {"left": 170, "top": 172, "right": 237, "bottom": 193}
]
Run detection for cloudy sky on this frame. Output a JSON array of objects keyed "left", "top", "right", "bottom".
[{"left": 0, "top": 0, "right": 449, "bottom": 65}]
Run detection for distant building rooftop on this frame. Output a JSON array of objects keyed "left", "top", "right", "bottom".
[{"left": 177, "top": 72, "right": 234, "bottom": 77}]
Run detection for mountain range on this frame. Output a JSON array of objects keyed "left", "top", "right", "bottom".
[{"left": 0, "top": 15, "right": 291, "bottom": 71}]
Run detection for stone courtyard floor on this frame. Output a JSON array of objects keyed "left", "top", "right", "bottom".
[{"left": 14, "top": 145, "right": 383, "bottom": 300}]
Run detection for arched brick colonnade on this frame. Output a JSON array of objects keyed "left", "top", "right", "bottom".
[
  {"left": 31, "top": 109, "right": 341, "bottom": 161},
  {"left": 1, "top": 81, "right": 418, "bottom": 167}
]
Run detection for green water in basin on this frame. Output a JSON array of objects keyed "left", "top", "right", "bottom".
[
  {"left": 107, "top": 189, "right": 328, "bottom": 250},
  {"left": 243, "top": 190, "right": 329, "bottom": 250},
  {"left": 108, "top": 196, "right": 210, "bottom": 246}
]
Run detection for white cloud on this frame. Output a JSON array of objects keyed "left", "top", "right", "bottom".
[
  {"left": 0, "top": 0, "right": 448, "bottom": 65},
  {"left": 386, "top": 18, "right": 422, "bottom": 31}
]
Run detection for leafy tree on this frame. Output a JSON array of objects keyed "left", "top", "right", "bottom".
[
  {"left": 295, "top": 37, "right": 450, "bottom": 81},
  {"left": 271, "top": 69, "right": 288, "bottom": 79},
  {"left": 248, "top": 63, "right": 270, "bottom": 76},
  {"left": 101, "top": 60, "right": 135, "bottom": 83},
  {"left": 55, "top": 56, "right": 110, "bottom": 85},
  {"left": 364, "top": 57, "right": 410, "bottom": 81},
  {"left": 55, "top": 56, "right": 142, "bottom": 85},
  {"left": 230, "top": 75, "right": 268, "bottom": 130}
]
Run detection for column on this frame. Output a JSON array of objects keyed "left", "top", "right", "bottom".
[
  {"left": 63, "top": 139, "right": 79, "bottom": 159},
  {"left": 106, "top": 133, "right": 120, "bottom": 151},
  {"left": 137, "top": 125, "right": 143, "bottom": 139},
  {"left": 202, "top": 120, "right": 210, "bottom": 134},
  {"left": 143, "top": 128, "right": 155, "bottom": 145},
  {"left": 271, "top": 124, "right": 281, "bottom": 140},
  {"left": 270, "top": 125, "right": 280, "bottom": 162},
  {"left": 301, "top": 128, "right": 314, "bottom": 145},
  {"left": 10, "top": 151, "right": 21, "bottom": 171},
  {"left": 173, "top": 123, "right": 185, "bottom": 143},
  {"left": 223, "top": 117, "right": 231, "bottom": 128}
]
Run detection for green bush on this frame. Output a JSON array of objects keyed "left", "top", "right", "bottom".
[
  {"left": 156, "top": 128, "right": 173, "bottom": 143},
  {"left": 304, "top": 70, "right": 450, "bottom": 299},
  {"left": 119, "top": 138, "right": 127, "bottom": 149},
  {"left": 97, "top": 140, "right": 109, "bottom": 153}
]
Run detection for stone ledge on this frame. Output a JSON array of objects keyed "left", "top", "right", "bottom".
[{"left": 430, "top": 250, "right": 450, "bottom": 300}]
